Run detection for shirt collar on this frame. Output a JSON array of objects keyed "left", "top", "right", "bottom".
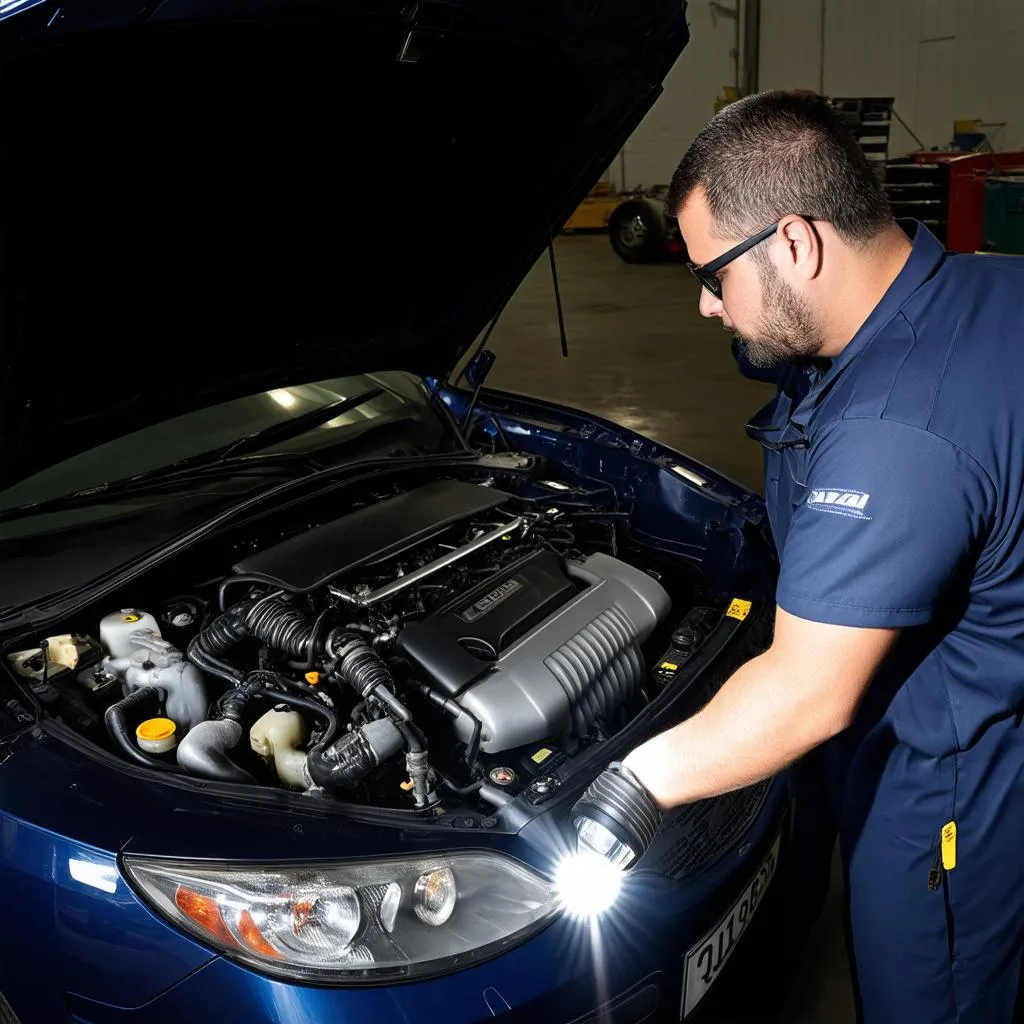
[{"left": 792, "top": 219, "right": 946, "bottom": 424}]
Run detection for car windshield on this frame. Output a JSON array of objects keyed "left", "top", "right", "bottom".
[{"left": 0, "top": 370, "right": 435, "bottom": 520}]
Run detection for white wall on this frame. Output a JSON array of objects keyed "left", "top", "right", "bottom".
[
  {"left": 609, "top": 1, "right": 741, "bottom": 190},
  {"left": 760, "top": 0, "right": 1024, "bottom": 156}
]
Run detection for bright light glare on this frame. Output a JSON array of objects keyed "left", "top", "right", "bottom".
[
  {"left": 671, "top": 464, "right": 707, "bottom": 487},
  {"left": 554, "top": 852, "right": 622, "bottom": 919},
  {"left": 268, "top": 388, "right": 298, "bottom": 409},
  {"left": 69, "top": 858, "right": 119, "bottom": 894}
]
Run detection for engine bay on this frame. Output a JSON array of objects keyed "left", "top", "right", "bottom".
[{"left": 3, "top": 474, "right": 725, "bottom": 816}]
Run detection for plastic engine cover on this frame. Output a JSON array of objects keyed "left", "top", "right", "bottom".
[{"left": 398, "top": 552, "right": 670, "bottom": 753}]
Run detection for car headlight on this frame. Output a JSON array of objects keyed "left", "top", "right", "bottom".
[{"left": 123, "top": 851, "right": 557, "bottom": 983}]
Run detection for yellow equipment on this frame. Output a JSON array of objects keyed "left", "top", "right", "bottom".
[{"left": 562, "top": 180, "right": 622, "bottom": 232}]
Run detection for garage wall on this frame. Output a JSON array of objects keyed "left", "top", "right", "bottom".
[
  {"left": 609, "top": 1, "right": 741, "bottom": 190},
  {"left": 759, "top": 0, "right": 1024, "bottom": 156}
]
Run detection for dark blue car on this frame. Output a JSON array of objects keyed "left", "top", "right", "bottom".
[{"left": 0, "top": 1, "right": 828, "bottom": 1020}]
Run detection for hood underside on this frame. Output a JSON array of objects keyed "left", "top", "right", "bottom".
[{"left": 0, "top": 0, "right": 688, "bottom": 487}]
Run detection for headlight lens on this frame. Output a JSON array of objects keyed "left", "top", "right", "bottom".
[{"left": 123, "top": 851, "right": 557, "bottom": 983}]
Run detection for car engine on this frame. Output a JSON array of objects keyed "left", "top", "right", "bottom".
[{"left": 5, "top": 478, "right": 701, "bottom": 813}]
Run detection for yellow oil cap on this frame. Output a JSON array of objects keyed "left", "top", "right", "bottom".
[
  {"left": 137, "top": 717, "right": 176, "bottom": 741},
  {"left": 136, "top": 717, "right": 177, "bottom": 754}
]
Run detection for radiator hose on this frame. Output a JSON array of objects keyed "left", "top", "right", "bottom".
[{"left": 104, "top": 688, "right": 176, "bottom": 772}]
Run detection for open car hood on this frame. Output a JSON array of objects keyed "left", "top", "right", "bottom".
[{"left": 0, "top": 0, "right": 688, "bottom": 488}]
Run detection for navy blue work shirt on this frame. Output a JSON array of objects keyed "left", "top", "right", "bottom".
[{"left": 747, "top": 221, "right": 1024, "bottom": 815}]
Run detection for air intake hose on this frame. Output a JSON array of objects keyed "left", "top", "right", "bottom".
[
  {"left": 176, "top": 719, "right": 254, "bottom": 783},
  {"left": 327, "top": 632, "right": 413, "bottom": 723},
  {"left": 305, "top": 718, "right": 406, "bottom": 793}
]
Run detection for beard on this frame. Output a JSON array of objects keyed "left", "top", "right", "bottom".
[{"left": 731, "top": 260, "right": 825, "bottom": 369}]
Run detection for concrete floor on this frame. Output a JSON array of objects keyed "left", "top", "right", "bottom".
[{"left": 485, "top": 234, "right": 855, "bottom": 1023}]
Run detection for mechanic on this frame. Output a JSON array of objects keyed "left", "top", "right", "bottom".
[{"left": 573, "top": 91, "right": 1024, "bottom": 1022}]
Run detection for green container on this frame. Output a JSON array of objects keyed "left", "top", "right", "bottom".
[{"left": 982, "top": 176, "right": 1024, "bottom": 255}]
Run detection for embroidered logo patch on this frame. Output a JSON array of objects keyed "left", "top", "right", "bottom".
[{"left": 806, "top": 489, "right": 872, "bottom": 520}]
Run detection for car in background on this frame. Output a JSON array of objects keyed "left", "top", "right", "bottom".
[
  {"left": 0, "top": 0, "right": 829, "bottom": 1021},
  {"left": 608, "top": 187, "right": 691, "bottom": 264}
]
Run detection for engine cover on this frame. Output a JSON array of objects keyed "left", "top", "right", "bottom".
[{"left": 397, "top": 551, "right": 670, "bottom": 753}]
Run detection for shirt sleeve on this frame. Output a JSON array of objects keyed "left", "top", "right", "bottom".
[{"left": 776, "top": 417, "right": 992, "bottom": 628}]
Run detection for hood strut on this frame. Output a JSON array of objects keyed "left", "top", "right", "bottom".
[
  {"left": 547, "top": 237, "right": 569, "bottom": 359},
  {"left": 459, "top": 234, "right": 570, "bottom": 433},
  {"left": 460, "top": 308, "right": 504, "bottom": 431}
]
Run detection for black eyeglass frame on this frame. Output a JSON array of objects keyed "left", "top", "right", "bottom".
[{"left": 686, "top": 222, "right": 780, "bottom": 299}]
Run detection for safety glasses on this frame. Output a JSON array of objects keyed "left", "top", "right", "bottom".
[{"left": 686, "top": 222, "right": 779, "bottom": 299}]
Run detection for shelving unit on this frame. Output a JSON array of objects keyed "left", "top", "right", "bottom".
[{"left": 830, "top": 96, "right": 895, "bottom": 178}]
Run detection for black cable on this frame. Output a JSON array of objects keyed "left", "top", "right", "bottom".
[
  {"left": 435, "top": 767, "right": 484, "bottom": 796},
  {"left": 407, "top": 679, "right": 482, "bottom": 767},
  {"left": 304, "top": 608, "right": 333, "bottom": 673},
  {"left": 222, "top": 672, "right": 340, "bottom": 750},
  {"left": 187, "top": 614, "right": 246, "bottom": 685},
  {"left": 465, "top": 715, "right": 482, "bottom": 768},
  {"left": 251, "top": 683, "right": 339, "bottom": 749},
  {"left": 489, "top": 413, "right": 513, "bottom": 452},
  {"left": 219, "top": 574, "right": 276, "bottom": 611},
  {"left": 396, "top": 720, "right": 425, "bottom": 753}
]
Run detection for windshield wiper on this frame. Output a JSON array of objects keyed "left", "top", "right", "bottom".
[
  {"left": 0, "top": 456, "right": 310, "bottom": 523},
  {"left": 214, "top": 387, "right": 386, "bottom": 460},
  {"left": 0, "top": 389, "right": 392, "bottom": 524}
]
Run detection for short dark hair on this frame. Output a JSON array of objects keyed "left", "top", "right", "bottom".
[{"left": 667, "top": 91, "right": 893, "bottom": 243}]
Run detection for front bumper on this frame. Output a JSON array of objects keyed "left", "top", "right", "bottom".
[{"left": 61, "top": 778, "right": 792, "bottom": 1024}]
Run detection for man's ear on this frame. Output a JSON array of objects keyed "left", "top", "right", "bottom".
[{"left": 777, "top": 215, "right": 821, "bottom": 282}]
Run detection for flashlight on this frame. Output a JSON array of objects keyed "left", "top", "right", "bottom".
[{"left": 571, "top": 761, "right": 662, "bottom": 871}]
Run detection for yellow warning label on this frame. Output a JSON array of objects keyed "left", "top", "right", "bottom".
[
  {"left": 659, "top": 662, "right": 679, "bottom": 672},
  {"left": 531, "top": 747, "right": 553, "bottom": 764},
  {"left": 942, "top": 821, "right": 957, "bottom": 871},
  {"left": 726, "top": 599, "right": 752, "bottom": 621},
  {"left": 122, "top": 613, "right": 141, "bottom": 623}
]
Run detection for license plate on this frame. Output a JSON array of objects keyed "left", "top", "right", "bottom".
[{"left": 680, "top": 831, "right": 781, "bottom": 1018}]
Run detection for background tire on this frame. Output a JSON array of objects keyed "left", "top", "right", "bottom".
[{"left": 608, "top": 199, "right": 666, "bottom": 263}]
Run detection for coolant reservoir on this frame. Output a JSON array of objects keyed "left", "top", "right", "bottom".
[
  {"left": 250, "top": 707, "right": 308, "bottom": 789},
  {"left": 100, "top": 609, "right": 161, "bottom": 659},
  {"left": 103, "top": 630, "right": 207, "bottom": 733}
]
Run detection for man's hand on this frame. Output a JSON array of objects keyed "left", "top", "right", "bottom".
[{"left": 622, "top": 607, "right": 899, "bottom": 810}]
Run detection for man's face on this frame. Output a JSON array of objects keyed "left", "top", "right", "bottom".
[{"left": 678, "top": 192, "right": 824, "bottom": 369}]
